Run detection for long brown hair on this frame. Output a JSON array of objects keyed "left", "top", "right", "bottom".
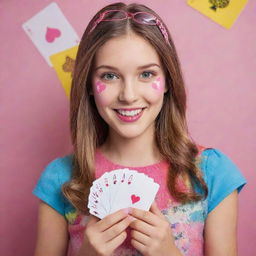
[{"left": 62, "top": 2, "right": 208, "bottom": 214}]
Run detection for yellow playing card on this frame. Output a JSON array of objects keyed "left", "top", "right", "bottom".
[
  {"left": 50, "top": 45, "right": 78, "bottom": 99},
  {"left": 187, "top": 0, "right": 248, "bottom": 29}
]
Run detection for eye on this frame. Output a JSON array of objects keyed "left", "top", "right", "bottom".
[
  {"left": 101, "top": 72, "right": 119, "bottom": 80},
  {"left": 140, "top": 71, "right": 155, "bottom": 79}
]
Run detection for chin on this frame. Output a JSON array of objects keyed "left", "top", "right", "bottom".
[
  {"left": 119, "top": 132, "right": 143, "bottom": 140},
  {"left": 112, "top": 125, "right": 153, "bottom": 140}
]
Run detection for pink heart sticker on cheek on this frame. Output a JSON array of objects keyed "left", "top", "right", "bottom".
[
  {"left": 151, "top": 77, "right": 162, "bottom": 91},
  {"left": 95, "top": 81, "right": 106, "bottom": 94}
]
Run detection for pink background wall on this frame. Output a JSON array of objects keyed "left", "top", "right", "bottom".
[{"left": 1, "top": 0, "right": 255, "bottom": 255}]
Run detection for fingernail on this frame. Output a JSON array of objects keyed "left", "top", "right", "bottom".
[{"left": 122, "top": 208, "right": 131, "bottom": 215}]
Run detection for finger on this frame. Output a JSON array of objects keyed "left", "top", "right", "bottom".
[
  {"left": 96, "top": 208, "right": 130, "bottom": 232},
  {"left": 129, "top": 219, "right": 154, "bottom": 237},
  {"left": 150, "top": 201, "right": 165, "bottom": 220},
  {"left": 106, "top": 231, "right": 128, "bottom": 252},
  {"left": 130, "top": 207, "right": 158, "bottom": 226},
  {"left": 103, "top": 215, "right": 132, "bottom": 242},
  {"left": 131, "top": 238, "right": 146, "bottom": 254},
  {"left": 130, "top": 229, "right": 150, "bottom": 246}
]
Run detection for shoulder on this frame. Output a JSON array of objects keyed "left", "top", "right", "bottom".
[
  {"left": 39, "top": 154, "right": 73, "bottom": 183},
  {"left": 32, "top": 154, "right": 74, "bottom": 216},
  {"left": 199, "top": 147, "right": 245, "bottom": 185},
  {"left": 197, "top": 147, "right": 247, "bottom": 214}
]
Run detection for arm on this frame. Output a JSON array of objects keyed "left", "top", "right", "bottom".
[
  {"left": 204, "top": 190, "right": 238, "bottom": 256},
  {"left": 34, "top": 201, "right": 69, "bottom": 256}
]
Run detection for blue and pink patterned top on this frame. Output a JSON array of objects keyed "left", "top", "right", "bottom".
[{"left": 33, "top": 146, "right": 246, "bottom": 255}]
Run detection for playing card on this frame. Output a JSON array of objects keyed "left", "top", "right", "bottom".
[
  {"left": 22, "top": 2, "right": 79, "bottom": 66},
  {"left": 108, "top": 168, "right": 133, "bottom": 208},
  {"left": 187, "top": 0, "right": 248, "bottom": 29},
  {"left": 88, "top": 169, "right": 160, "bottom": 219},
  {"left": 88, "top": 186, "right": 105, "bottom": 219},
  {"left": 92, "top": 173, "right": 110, "bottom": 213},
  {"left": 108, "top": 170, "right": 140, "bottom": 214},
  {"left": 107, "top": 169, "right": 123, "bottom": 208},
  {"left": 50, "top": 45, "right": 78, "bottom": 99},
  {"left": 110, "top": 171, "right": 159, "bottom": 214}
]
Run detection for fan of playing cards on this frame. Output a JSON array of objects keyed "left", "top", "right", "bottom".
[{"left": 88, "top": 168, "right": 160, "bottom": 219}]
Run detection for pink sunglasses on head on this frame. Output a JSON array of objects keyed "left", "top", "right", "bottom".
[{"left": 89, "top": 10, "right": 169, "bottom": 44}]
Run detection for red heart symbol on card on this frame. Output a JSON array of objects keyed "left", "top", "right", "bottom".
[
  {"left": 45, "top": 27, "right": 61, "bottom": 43},
  {"left": 131, "top": 194, "right": 140, "bottom": 204}
]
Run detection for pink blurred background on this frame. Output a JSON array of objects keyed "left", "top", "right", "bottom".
[{"left": 1, "top": 0, "right": 255, "bottom": 255}]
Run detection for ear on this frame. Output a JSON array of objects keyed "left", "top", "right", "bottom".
[
  {"left": 89, "top": 89, "right": 94, "bottom": 96},
  {"left": 164, "top": 85, "right": 168, "bottom": 93},
  {"left": 89, "top": 81, "right": 94, "bottom": 96},
  {"left": 164, "top": 81, "right": 169, "bottom": 93},
  {"left": 164, "top": 78, "right": 171, "bottom": 94}
]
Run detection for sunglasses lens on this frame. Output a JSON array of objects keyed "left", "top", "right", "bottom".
[
  {"left": 134, "top": 13, "right": 157, "bottom": 25},
  {"left": 104, "top": 10, "right": 127, "bottom": 20}
]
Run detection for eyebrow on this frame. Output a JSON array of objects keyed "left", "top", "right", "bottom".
[{"left": 94, "top": 63, "right": 161, "bottom": 71}]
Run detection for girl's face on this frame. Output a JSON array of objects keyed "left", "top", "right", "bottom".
[{"left": 91, "top": 32, "right": 167, "bottom": 140}]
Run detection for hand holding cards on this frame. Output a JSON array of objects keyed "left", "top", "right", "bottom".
[{"left": 88, "top": 169, "right": 160, "bottom": 219}]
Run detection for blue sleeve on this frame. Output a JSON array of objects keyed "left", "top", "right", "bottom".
[
  {"left": 32, "top": 155, "right": 73, "bottom": 216},
  {"left": 201, "top": 148, "right": 247, "bottom": 214}
]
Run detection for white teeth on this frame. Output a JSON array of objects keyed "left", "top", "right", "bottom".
[{"left": 117, "top": 109, "right": 142, "bottom": 116}]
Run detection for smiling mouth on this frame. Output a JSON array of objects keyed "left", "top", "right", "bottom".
[{"left": 114, "top": 108, "right": 145, "bottom": 117}]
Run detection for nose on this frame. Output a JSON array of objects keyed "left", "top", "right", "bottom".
[{"left": 118, "top": 78, "right": 138, "bottom": 103}]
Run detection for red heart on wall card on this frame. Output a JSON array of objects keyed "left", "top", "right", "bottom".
[{"left": 45, "top": 27, "right": 61, "bottom": 43}]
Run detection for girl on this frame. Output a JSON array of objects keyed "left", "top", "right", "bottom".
[{"left": 33, "top": 2, "right": 247, "bottom": 256}]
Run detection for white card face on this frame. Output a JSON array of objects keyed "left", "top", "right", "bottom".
[
  {"left": 88, "top": 187, "right": 105, "bottom": 219},
  {"left": 92, "top": 176, "right": 109, "bottom": 213},
  {"left": 109, "top": 169, "right": 137, "bottom": 213},
  {"left": 88, "top": 168, "right": 160, "bottom": 219},
  {"left": 22, "top": 2, "right": 80, "bottom": 66},
  {"left": 110, "top": 171, "right": 158, "bottom": 214},
  {"left": 129, "top": 180, "right": 159, "bottom": 211},
  {"left": 108, "top": 169, "right": 122, "bottom": 208},
  {"left": 109, "top": 168, "right": 131, "bottom": 208}
]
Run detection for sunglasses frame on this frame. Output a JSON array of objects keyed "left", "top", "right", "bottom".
[{"left": 89, "top": 10, "right": 169, "bottom": 44}]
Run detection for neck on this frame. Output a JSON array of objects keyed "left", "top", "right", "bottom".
[{"left": 100, "top": 128, "right": 163, "bottom": 167}]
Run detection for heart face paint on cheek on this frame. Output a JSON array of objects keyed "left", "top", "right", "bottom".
[
  {"left": 95, "top": 80, "right": 106, "bottom": 94},
  {"left": 151, "top": 77, "right": 163, "bottom": 91}
]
